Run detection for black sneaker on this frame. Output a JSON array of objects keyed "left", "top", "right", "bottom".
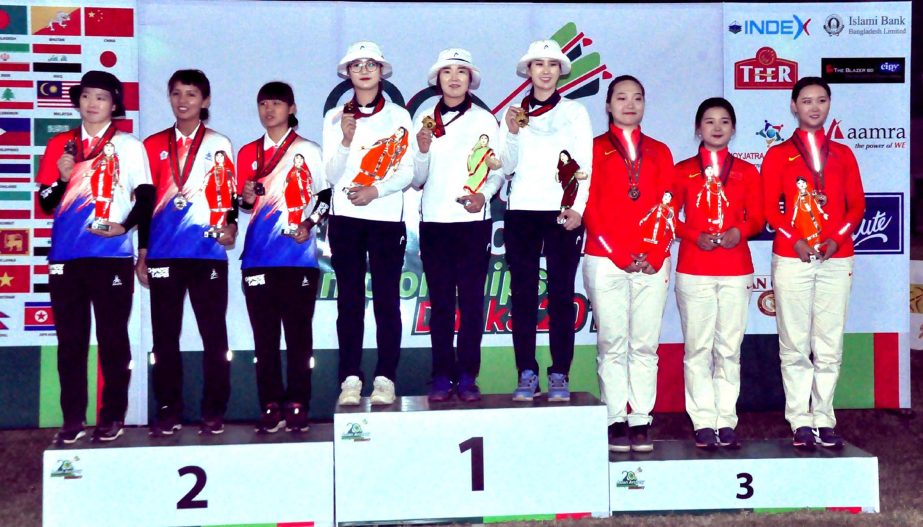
[
  {"left": 199, "top": 417, "right": 225, "bottom": 435},
  {"left": 92, "top": 421, "right": 124, "bottom": 442},
  {"left": 694, "top": 428, "right": 718, "bottom": 450},
  {"left": 718, "top": 427, "right": 741, "bottom": 449},
  {"left": 254, "top": 404, "right": 284, "bottom": 434},
  {"left": 284, "top": 402, "right": 310, "bottom": 433},
  {"left": 817, "top": 427, "right": 844, "bottom": 449},
  {"left": 54, "top": 426, "right": 86, "bottom": 445},
  {"left": 608, "top": 422, "right": 630, "bottom": 453},
  {"left": 629, "top": 424, "right": 654, "bottom": 452},
  {"left": 792, "top": 426, "right": 816, "bottom": 451},
  {"left": 149, "top": 413, "right": 182, "bottom": 437}
]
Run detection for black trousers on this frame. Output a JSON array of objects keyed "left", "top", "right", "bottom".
[
  {"left": 49, "top": 257, "right": 134, "bottom": 427},
  {"left": 419, "top": 220, "right": 492, "bottom": 379},
  {"left": 243, "top": 267, "right": 319, "bottom": 408},
  {"left": 148, "top": 258, "right": 230, "bottom": 420},
  {"left": 328, "top": 215, "right": 406, "bottom": 382},
  {"left": 504, "top": 210, "right": 584, "bottom": 375}
]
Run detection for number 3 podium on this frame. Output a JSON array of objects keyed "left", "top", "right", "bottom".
[{"left": 43, "top": 393, "right": 879, "bottom": 526}]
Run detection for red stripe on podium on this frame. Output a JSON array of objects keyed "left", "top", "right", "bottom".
[{"left": 873, "top": 332, "right": 899, "bottom": 408}]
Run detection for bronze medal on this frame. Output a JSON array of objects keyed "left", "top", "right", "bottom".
[
  {"left": 422, "top": 116, "right": 436, "bottom": 130},
  {"left": 516, "top": 112, "right": 529, "bottom": 128},
  {"left": 628, "top": 186, "right": 641, "bottom": 201},
  {"left": 814, "top": 191, "right": 827, "bottom": 207}
]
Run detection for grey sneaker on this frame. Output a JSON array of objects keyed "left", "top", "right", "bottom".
[
  {"left": 547, "top": 372, "right": 570, "bottom": 402},
  {"left": 512, "top": 370, "right": 540, "bottom": 401}
]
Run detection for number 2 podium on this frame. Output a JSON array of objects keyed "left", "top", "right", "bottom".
[{"left": 333, "top": 393, "right": 611, "bottom": 524}]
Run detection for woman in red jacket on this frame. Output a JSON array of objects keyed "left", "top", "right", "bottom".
[
  {"left": 583, "top": 75, "right": 675, "bottom": 453},
  {"left": 762, "top": 77, "right": 864, "bottom": 451},
  {"left": 673, "top": 98, "right": 764, "bottom": 450}
]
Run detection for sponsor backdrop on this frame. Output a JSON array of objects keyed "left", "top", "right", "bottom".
[{"left": 0, "top": 1, "right": 911, "bottom": 427}]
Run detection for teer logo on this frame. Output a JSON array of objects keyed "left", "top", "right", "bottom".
[{"left": 734, "top": 47, "right": 798, "bottom": 90}]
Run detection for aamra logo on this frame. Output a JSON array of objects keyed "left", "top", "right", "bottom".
[
  {"left": 756, "top": 119, "right": 785, "bottom": 147},
  {"left": 853, "top": 193, "right": 903, "bottom": 254},
  {"left": 616, "top": 467, "right": 645, "bottom": 490},
  {"left": 341, "top": 421, "right": 371, "bottom": 442},
  {"left": 50, "top": 457, "right": 82, "bottom": 479},
  {"left": 828, "top": 118, "right": 907, "bottom": 148},
  {"left": 403, "top": 22, "right": 612, "bottom": 117},
  {"left": 734, "top": 47, "right": 798, "bottom": 90}
]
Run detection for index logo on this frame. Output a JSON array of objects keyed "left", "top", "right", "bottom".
[{"left": 735, "top": 15, "right": 811, "bottom": 40}]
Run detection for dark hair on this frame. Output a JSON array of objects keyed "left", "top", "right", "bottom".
[
  {"left": 168, "top": 69, "right": 211, "bottom": 121},
  {"left": 605, "top": 75, "right": 645, "bottom": 123},
  {"left": 695, "top": 97, "right": 737, "bottom": 129},
  {"left": 791, "top": 76, "right": 831, "bottom": 101},
  {"left": 257, "top": 81, "right": 298, "bottom": 128}
]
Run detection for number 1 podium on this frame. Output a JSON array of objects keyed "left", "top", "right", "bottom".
[
  {"left": 43, "top": 424, "right": 335, "bottom": 527},
  {"left": 333, "top": 393, "right": 611, "bottom": 525}
]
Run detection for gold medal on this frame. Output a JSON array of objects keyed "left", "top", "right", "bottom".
[
  {"left": 422, "top": 116, "right": 436, "bottom": 130},
  {"left": 516, "top": 112, "right": 529, "bottom": 128}
]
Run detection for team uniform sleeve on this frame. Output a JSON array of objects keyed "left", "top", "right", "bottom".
[
  {"left": 497, "top": 107, "right": 519, "bottom": 176},
  {"left": 646, "top": 144, "right": 676, "bottom": 272},
  {"left": 761, "top": 146, "right": 795, "bottom": 241},
  {"left": 672, "top": 162, "right": 699, "bottom": 244},
  {"left": 120, "top": 141, "right": 154, "bottom": 249},
  {"left": 569, "top": 104, "right": 594, "bottom": 216},
  {"left": 825, "top": 147, "right": 865, "bottom": 249},
  {"left": 306, "top": 144, "right": 331, "bottom": 223},
  {"left": 236, "top": 143, "right": 255, "bottom": 212},
  {"left": 322, "top": 109, "right": 350, "bottom": 186},
  {"left": 372, "top": 110, "right": 413, "bottom": 198},
  {"left": 738, "top": 163, "right": 765, "bottom": 239},
  {"left": 37, "top": 136, "right": 67, "bottom": 213}
]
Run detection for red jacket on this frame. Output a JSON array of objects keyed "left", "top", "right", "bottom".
[
  {"left": 674, "top": 147, "right": 763, "bottom": 276},
  {"left": 761, "top": 129, "right": 865, "bottom": 258},
  {"left": 584, "top": 127, "right": 675, "bottom": 271}
]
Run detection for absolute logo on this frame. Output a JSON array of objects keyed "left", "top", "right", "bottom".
[
  {"left": 821, "top": 57, "right": 905, "bottom": 84},
  {"left": 846, "top": 14, "right": 907, "bottom": 36},
  {"left": 728, "top": 15, "right": 811, "bottom": 39},
  {"left": 735, "top": 47, "right": 798, "bottom": 90},
  {"left": 853, "top": 193, "right": 903, "bottom": 254},
  {"left": 828, "top": 118, "right": 907, "bottom": 150}
]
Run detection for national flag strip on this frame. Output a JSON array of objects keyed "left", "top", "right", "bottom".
[
  {"left": 0, "top": 228, "right": 29, "bottom": 255},
  {"left": 0, "top": 153, "right": 31, "bottom": 183},
  {"left": 33, "top": 60, "right": 81, "bottom": 74},
  {"left": 0, "top": 189, "right": 31, "bottom": 221},
  {"left": 32, "top": 43, "right": 81, "bottom": 55},
  {"left": 0, "top": 5, "right": 29, "bottom": 35},
  {"left": 30, "top": 6, "right": 82, "bottom": 37},
  {"left": 24, "top": 301, "right": 54, "bottom": 331},
  {"left": 0, "top": 264, "right": 30, "bottom": 293},
  {"left": 0, "top": 79, "right": 34, "bottom": 110},
  {"left": 0, "top": 116, "right": 31, "bottom": 146},
  {"left": 84, "top": 7, "right": 134, "bottom": 38},
  {"left": 0, "top": 42, "right": 30, "bottom": 72},
  {"left": 37, "top": 80, "right": 78, "bottom": 108},
  {"left": 33, "top": 228, "right": 51, "bottom": 295}
]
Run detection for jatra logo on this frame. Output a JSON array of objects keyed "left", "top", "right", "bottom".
[
  {"left": 50, "top": 457, "right": 82, "bottom": 479},
  {"left": 756, "top": 119, "right": 785, "bottom": 147}
]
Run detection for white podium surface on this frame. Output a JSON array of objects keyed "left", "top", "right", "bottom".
[
  {"left": 609, "top": 440, "right": 880, "bottom": 514},
  {"left": 43, "top": 424, "right": 334, "bottom": 527},
  {"left": 334, "top": 393, "right": 610, "bottom": 525}
]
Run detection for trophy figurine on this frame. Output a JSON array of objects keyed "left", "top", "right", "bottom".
[
  {"left": 203, "top": 150, "right": 236, "bottom": 238},
  {"left": 88, "top": 142, "right": 119, "bottom": 232},
  {"left": 343, "top": 127, "right": 409, "bottom": 193},
  {"left": 637, "top": 190, "right": 676, "bottom": 257},
  {"left": 282, "top": 154, "right": 312, "bottom": 236},
  {"left": 458, "top": 134, "right": 501, "bottom": 207},
  {"left": 696, "top": 165, "right": 729, "bottom": 239},
  {"left": 556, "top": 150, "right": 580, "bottom": 222},
  {"left": 791, "top": 176, "right": 828, "bottom": 253}
]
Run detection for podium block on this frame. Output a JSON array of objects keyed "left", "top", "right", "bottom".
[
  {"left": 609, "top": 440, "right": 879, "bottom": 513},
  {"left": 43, "top": 424, "right": 334, "bottom": 527},
  {"left": 334, "top": 393, "right": 610, "bottom": 524}
]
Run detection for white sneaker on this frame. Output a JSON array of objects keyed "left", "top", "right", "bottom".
[
  {"left": 337, "top": 376, "right": 362, "bottom": 406},
  {"left": 369, "top": 376, "right": 396, "bottom": 405}
]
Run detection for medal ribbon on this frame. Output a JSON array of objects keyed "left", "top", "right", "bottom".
[
  {"left": 345, "top": 90, "right": 385, "bottom": 121},
  {"left": 519, "top": 90, "right": 562, "bottom": 119},
  {"left": 790, "top": 132, "right": 829, "bottom": 196},
  {"left": 431, "top": 95, "right": 472, "bottom": 138},
  {"left": 696, "top": 144, "right": 734, "bottom": 187},
  {"left": 72, "top": 123, "right": 118, "bottom": 162},
  {"left": 252, "top": 131, "right": 298, "bottom": 180},
  {"left": 606, "top": 129, "right": 644, "bottom": 191},
  {"left": 166, "top": 124, "right": 206, "bottom": 193}
]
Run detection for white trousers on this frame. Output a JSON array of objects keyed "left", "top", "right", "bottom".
[
  {"left": 583, "top": 255, "right": 670, "bottom": 427},
  {"left": 772, "top": 255, "right": 853, "bottom": 430},
  {"left": 675, "top": 273, "right": 751, "bottom": 430}
]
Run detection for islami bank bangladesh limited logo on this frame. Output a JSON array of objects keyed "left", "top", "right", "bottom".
[
  {"left": 824, "top": 15, "right": 845, "bottom": 36},
  {"left": 50, "top": 457, "right": 83, "bottom": 479},
  {"left": 341, "top": 421, "right": 371, "bottom": 442},
  {"left": 734, "top": 47, "right": 798, "bottom": 90},
  {"left": 616, "top": 468, "right": 645, "bottom": 490}
]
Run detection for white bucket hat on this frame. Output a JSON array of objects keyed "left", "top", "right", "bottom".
[
  {"left": 337, "top": 41, "right": 393, "bottom": 79},
  {"left": 427, "top": 48, "right": 482, "bottom": 90},
  {"left": 516, "top": 39, "right": 572, "bottom": 78}
]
